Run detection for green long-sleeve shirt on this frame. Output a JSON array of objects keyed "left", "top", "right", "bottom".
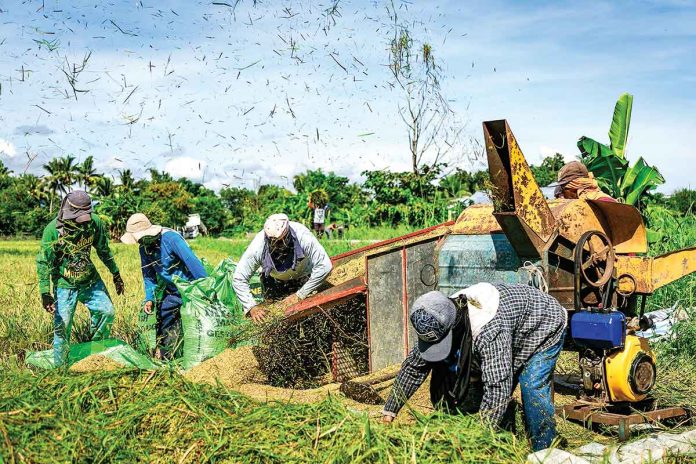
[{"left": 36, "top": 214, "right": 120, "bottom": 295}]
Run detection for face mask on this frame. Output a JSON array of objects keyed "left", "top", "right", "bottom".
[
  {"left": 62, "top": 220, "right": 84, "bottom": 233},
  {"left": 139, "top": 235, "right": 159, "bottom": 247}
]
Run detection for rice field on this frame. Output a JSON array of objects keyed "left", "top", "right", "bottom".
[{"left": 1, "top": 219, "right": 695, "bottom": 463}]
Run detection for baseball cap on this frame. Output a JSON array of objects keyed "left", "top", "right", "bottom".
[
  {"left": 61, "top": 190, "right": 93, "bottom": 223},
  {"left": 409, "top": 291, "right": 457, "bottom": 362}
]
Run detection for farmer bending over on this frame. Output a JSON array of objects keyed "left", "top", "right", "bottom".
[
  {"left": 233, "top": 213, "right": 332, "bottom": 324},
  {"left": 382, "top": 284, "right": 567, "bottom": 452},
  {"left": 552, "top": 161, "right": 617, "bottom": 202},
  {"left": 36, "top": 190, "right": 124, "bottom": 367},
  {"left": 121, "top": 213, "right": 207, "bottom": 359}
]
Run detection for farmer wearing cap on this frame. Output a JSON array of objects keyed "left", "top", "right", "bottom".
[
  {"left": 121, "top": 213, "right": 207, "bottom": 359},
  {"left": 36, "top": 190, "right": 124, "bottom": 367},
  {"left": 233, "top": 213, "right": 333, "bottom": 324},
  {"left": 552, "top": 161, "right": 616, "bottom": 202},
  {"left": 382, "top": 284, "right": 567, "bottom": 451}
]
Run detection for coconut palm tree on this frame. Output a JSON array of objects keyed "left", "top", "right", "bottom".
[
  {"left": 76, "top": 156, "right": 100, "bottom": 192},
  {"left": 93, "top": 176, "right": 114, "bottom": 197},
  {"left": 117, "top": 169, "right": 136, "bottom": 191},
  {"left": 0, "top": 161, "right": 11, "bottom": 176},
  {"left": 23, "top": 175, "right": 52, "bottom": 206},
  {"left": 43, "top": 155, "right": 78, "bottom": 211}
]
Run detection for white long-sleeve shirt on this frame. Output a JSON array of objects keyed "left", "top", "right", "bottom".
[{"left": 232, "top": 221, "right": 333, "bottom": 313}]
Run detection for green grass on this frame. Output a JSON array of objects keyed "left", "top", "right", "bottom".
[
  {"left": 1, "top": 216, "right": 695, "bottom": 463},
  {"left": 0, "top": 369, "right": 527, "bottom": 463},
  {"left": 0, "top": 237, "right": 375, "bottom": 362}
]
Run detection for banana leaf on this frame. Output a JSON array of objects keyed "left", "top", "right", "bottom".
[
  {"left": 577, "top": 136, "right": 628, "bottom": 198},
  {"left": 608, "top": 93, "right": 633, "bottom": 158},
  {"left": 620, "top": 157, "right": 664, "bottom": 206}
]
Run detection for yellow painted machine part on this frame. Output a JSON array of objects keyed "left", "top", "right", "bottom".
[
  {"left": 504, "top": 122, "right": 556, "bottom": 242},
  {"left": 604, "top": 335, "right": 655, "bottom": 402},
  {"left": 651, "top": 247, "right": 696, "bottom": 291},
  {"left": 615, "top": 246, "right": 696, "bottom": 295}
]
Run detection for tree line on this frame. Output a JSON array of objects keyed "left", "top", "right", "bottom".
[{"left": 0, "top": 154, "right": 692, "bottom": 239}]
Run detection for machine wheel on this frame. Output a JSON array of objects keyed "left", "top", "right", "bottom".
[{"left": 575, "top": 231, "right": 615, "bottom": 288}]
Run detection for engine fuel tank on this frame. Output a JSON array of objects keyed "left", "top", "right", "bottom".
[{"left": 570, "top": 310, "right": 626, "bottom": 350}]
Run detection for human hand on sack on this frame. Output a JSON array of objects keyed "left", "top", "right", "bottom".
[
  {"left": 41, "top": 293, "right": 55, "bottom": 314},
  {"left": 143, "top": 300, "right": 154, "bottom": 315},
  {"left": 113, "top": 273, "right": 125, "bottom": 295},
  {"left": 248, "top": 305, "right": 268, "bottom": 324},
  {"left": 381, "top": 414, "right": 394, "bottom": 424}
]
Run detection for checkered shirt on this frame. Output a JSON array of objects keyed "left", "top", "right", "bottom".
[{"left": 383, "top": 284, "right": 567, "bottom": 425}]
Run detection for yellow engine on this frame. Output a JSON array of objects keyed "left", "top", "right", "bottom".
[{"left": 604, "top": 335, "right": 657, "bottom": 402}]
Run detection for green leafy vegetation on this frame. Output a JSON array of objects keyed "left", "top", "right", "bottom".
[{"left": 577, "top": 93, "right": 665, "bottom": 206}]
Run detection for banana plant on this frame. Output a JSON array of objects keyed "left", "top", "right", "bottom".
[{"left": 577, "top": 93, "right": 664, "bottom": 207}]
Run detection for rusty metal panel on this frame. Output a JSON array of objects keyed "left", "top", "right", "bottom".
[
  {"left": 615, "top": 256, "right": 653, "bottom": 294},
  {"left": 452, "top": 204, "right": 502, "bottom": 235},
  {"left": 367, "top": 250, "right": 405, "bottom": 372},
  {"left": 405, "top": 240, "right": 439, "bottom": 351},
  {"left": 504, "top": 121, "right": 556, "bottom": 242},
  {"left": 327, "top": 223, "right": 452, "bottom": 287},
  {"left": 587, "top": 200, "right": 648, "bottom": 254},
  {"left": 483, "top": 120, "right": 556, "bottom": 259}
]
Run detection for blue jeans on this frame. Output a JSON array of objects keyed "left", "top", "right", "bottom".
[
  {"left": 54, "top": 278, "right": 115, "bottom": 367},
  {"left": 157, "top": 293, "right": 183, "bottom": 359},
  {"left": 518, "top": 331, "right": 565, "bottom": 451}
]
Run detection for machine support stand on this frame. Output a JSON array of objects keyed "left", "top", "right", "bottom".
[{"left": 556, "top": 401, "right": 691, "bottom": 442}]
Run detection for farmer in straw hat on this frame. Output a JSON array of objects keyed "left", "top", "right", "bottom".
[
  {"left": 233, "top": 213, "right": 333, "bottom": 324},
  {"left": 36, "top": 190, "right": 125, "bottom": 367},
  {"left": 382, "top": 284, "right": 567, "bottom": 452},
  {"left": 551, "top": 161, "right": 617, "bottom": 202},
  {"left": 121, "top": 213, "right": 207, "bottom": 359}
]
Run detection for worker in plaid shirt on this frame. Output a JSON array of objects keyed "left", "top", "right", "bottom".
[{"left": 382, "top": 283, "right": 567, "bottom": 451}]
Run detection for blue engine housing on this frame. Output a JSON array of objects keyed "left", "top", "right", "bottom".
[{"left": 570, "top": 310, "right": 626, "bottom": 350}]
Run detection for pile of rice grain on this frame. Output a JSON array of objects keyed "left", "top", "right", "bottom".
[
  {"left": 69, "top": 355, "right": 125, "bottom": 373},
  {"left": 183, "top": 345, "right": 267, "bottom": 387}
]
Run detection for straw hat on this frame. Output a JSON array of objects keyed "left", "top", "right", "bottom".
[{"left": 120, "top": 213, "right": 163, "bottom": 244}]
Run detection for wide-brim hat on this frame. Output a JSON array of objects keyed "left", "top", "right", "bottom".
[
  {"left": 120, "top": 213, "right": 162, "bottom": 244},
  {"left": 61, "top": 190, "right": 93, "bottom": 223}
]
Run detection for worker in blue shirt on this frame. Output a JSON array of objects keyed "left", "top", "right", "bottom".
[{"left": 121, "top": 213, "right": 207, "bottom": 359}]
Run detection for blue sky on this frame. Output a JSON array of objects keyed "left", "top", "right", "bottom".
[{"left": 0, "top": 0, "right": 694, "bottom": 192}]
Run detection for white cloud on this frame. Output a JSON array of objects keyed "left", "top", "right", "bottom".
[
  {"left": 0, "top": 139, "right": 16, "bottom": 158},
  {"left": 164, "top": 156, "right": 207, "bottom": 181}
]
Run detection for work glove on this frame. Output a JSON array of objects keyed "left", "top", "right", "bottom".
[
  {"left": 41, "top": 293, "right": 55, "bottom": 314},
  {"left": 113, "top": 273, "right": 125, "bottom": 295}
]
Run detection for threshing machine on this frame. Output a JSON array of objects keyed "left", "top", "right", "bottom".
[{"left": 278, "top": 120, "right": 696, "bottom": 437}]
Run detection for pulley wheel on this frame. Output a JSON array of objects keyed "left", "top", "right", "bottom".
[{"left": 574, "top": 230, "right": 615, "bottom": 288}]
